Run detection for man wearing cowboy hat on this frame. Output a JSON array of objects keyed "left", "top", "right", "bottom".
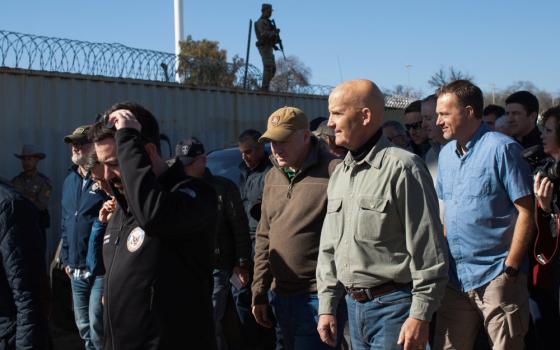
[{"left": 12, "top": 144, "right": 52, "bottom": 230}]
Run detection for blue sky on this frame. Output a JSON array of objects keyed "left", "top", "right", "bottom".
[{"left": 2, "top": 0, "right": 558, "bottom": 96}]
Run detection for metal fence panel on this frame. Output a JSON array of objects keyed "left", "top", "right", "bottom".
[{"left": 0, "top": 68, "right": 329, "bottom": 260}]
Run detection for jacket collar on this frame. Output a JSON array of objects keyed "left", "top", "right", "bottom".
[
  {"left": 343, "top": 135, "right": 390, "bottom": 170},
  {"left": 157, "top": 161, "right": 188, "bottom": 191},
  {"left": 519, "top": 126, "right": 542, "bottom": 149},
  {"left": 455, "top": 122, "right": 488, "bottom": 157}
]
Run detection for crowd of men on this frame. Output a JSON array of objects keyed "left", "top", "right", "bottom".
[{"left": 1, "top": 78, "right": 559, "bottom": 350}]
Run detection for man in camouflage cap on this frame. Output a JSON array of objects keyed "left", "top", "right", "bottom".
[
  {"left": 255, "top": 3, "right": 279, "bottom": 91},
  {"left": 12, "top": 144, "right": 52, "bottom": 230}
]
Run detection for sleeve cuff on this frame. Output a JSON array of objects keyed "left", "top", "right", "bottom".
[
  {"left": 318, "top": 295, "right": 340, "bottom": 316},
  {"left": 409, "top": 297, "right": 433, "bottom": 321},
  {"left": 252, "top": 292, "right": 269, "bottom": 306}
]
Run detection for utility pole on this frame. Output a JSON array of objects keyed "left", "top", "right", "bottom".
[
  {"left": 489, "top": 83, "right": 496, "bottom": 104},
  {"left": 243, "top": 20, "right": 252, "bottom": 89},
  {"left": 174, "top": 0, "right": 184, "bottom": 83},
  {"left": 404, "top": 64, "right": 412, "bottom": 96}
]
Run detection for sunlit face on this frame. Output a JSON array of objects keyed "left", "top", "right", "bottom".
[
  {"left": 94, "top": 138, "right": 123, "bottom": 193},
  {"left": 239, "top": 141, "right": 265, "bottom": 169},
  {"left": 328, "top": 92, "right": 364, "bottom": 151},
  {"left": 270, "top": 130, "right": 308, "bottom": 168},
  {"left": 421, "top": 100, "right": 441, "bottom": 140},
  {"left": 506, "top": 103, "right": 536, "bottom": 139},
  {"left": 542, "top": 116, "right": 560, "bottom": 158},
  {"left": 436, "top": 93, "right": 468, "bottom": 141},
  {"left": 404, "top": 111, "right": 428, "bottom": 145},
  {"left": 71, "top": 142, "right": 93, "bottom": 166},
  {"left": 20, "top": 156, "right": 40, "bottom": 172}
]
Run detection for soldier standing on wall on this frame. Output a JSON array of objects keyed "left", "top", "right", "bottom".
[{"left": 255, "top": 3, "right": 280, "bottom": 91}]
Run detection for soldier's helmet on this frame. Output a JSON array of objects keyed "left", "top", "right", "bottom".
[{"left": 261, "top": 3, "right": 272, "bottom": 11}]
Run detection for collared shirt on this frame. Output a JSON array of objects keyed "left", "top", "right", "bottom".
[
  {"left": 519, "top": 126, "right": 542, "bottom": 150},
  {"left": 317, "top": 135, "right": 448, "bottom": 321},
  {"left": 436, "top": 123, "right": 532, "bottom": 292}
]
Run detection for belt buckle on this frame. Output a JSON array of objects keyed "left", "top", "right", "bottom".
[{"left": 351, "top": 289, "right": 368, "bottom": 302}]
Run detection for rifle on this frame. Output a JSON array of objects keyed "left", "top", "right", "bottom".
[{"left": 270, "top": 19, "right": 286, "bottom": 59}]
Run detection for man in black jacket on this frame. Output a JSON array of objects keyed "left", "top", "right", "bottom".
[
  {"left": 90, "top": 102, "right": 217, "bottom": 349},
  {"left": 0, "top": 179, "right": 48, "bottom": 349},
  {"left": 177, "top": 137, "right": 251, "bottom": 350}
]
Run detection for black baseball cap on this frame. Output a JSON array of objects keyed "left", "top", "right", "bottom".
[{"left": 175, "top": 138, "right": 205, "bottom": 165}]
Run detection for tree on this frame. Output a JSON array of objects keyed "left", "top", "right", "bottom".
[
  {"left": 383, "top": 84, "right": 423, "bottom": 99},
  {"left": 481, "top": 81, "right": 558, "bottom": 113},
  {"left": 270, "top": 55, "right": 311, "bottom": 93},
  {"left": 428, "top": 66, "right": 474, "bottom": 89},
  {"left": 176, "top": 35, "right": 246, "bottom": 88}
]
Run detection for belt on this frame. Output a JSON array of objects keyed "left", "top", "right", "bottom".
[{"left": 346, "top": 282, "right": 412, "bottom": 302}]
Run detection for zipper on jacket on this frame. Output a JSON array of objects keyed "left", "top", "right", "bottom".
[
  {"left": 287, "top": 182, "right": 294, "bottom": 199},
  {"left": 106, "top": 214, "right": 126, "bottom": 350},
  {"left": 149, "top": 285, "right": 155, "bottom": 311}
]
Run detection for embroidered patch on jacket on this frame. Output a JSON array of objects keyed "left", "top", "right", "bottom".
[{"left": 127, "top": 227, "right": 145, "bottom": 252}]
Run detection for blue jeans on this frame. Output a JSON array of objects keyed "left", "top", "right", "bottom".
[
  {"left": 346, "top": 288, "right": 415, "bottom": 350},
  {"left": 270, "top": 291, "right": 346, "bottom": 350},
  {"left": 70, "top": 275, "right": 104, "bottom": 350},
  {"left": 231, "top": 277, "right": 284, "bottom": 349},
  {"left": 212, "top": 268, "right": 231, "bottom": 350}
]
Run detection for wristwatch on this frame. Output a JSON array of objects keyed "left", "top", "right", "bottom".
[{"left": 504, "top": 265, "right": 519, "bottom": 278}]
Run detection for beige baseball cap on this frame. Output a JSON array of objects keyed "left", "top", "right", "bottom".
[{"left": 259, "top": 106, "right": 309, "bottom": 142}]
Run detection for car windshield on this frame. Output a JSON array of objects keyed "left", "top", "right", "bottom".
[
  {"left": 206, "top": 148, "right": 243, "bottom": 186},
  {"left": 206, "top": 144, "right": 270, "bottom": 187}
]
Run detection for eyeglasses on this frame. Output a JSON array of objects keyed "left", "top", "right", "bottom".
[{"left": 405, "top": 121, "right": 423, "bottom": 131}]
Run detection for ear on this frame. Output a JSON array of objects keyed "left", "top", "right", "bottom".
[
  {"left": 465, "top": 105, "right": 476, "bottom": 120},
  {"left": 361, "top": 107, "right": 373, "bottom": 127},
  {"left": 529, "top": 111, "right": 538, "bottom": 125},
  {"left": 302, "top": 129, "right": 311, "bottom": 143}
]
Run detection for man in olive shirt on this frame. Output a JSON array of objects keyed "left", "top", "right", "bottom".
[{"left": 316, "top": 79, "right": 448, "bottom": 350}]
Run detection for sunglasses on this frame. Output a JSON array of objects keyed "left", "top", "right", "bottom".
[
  {"left": 405, "top": 121, "right": 423, "bottom": 131},
  {"left": 101, "top": 114, "right": 115, "bottom": 129}
]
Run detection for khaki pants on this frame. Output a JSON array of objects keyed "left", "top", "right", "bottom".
[{"left": 434, "top": 272, "right": 529, "bottom": 350}]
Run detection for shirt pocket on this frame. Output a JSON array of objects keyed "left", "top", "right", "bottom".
[
  {"left": 325, "top": 198, "right": 344, "bottom": 246},
  {"left": 465, "top": 167, "right": 492, "bottom": 198},
  {"left": 356, "top": 196, "right": 388, "bottom": 241}
]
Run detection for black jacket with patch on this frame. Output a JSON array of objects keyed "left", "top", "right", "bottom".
[
  {"left": 203, "top": 169, "right": 251, "bottom": 269},
  {"left": 102, "top": 129, "right": 217, "bottom": 350}
]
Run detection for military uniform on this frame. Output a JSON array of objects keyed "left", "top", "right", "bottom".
[
  {"left": 11, "top": 172, "right": 52, "bottom": 212},
  {"left": 12, "top": 145, "right": 52, "bottom": 229},
  {"left": 255, "top": 4, "right": 278, "bottom": 91}
]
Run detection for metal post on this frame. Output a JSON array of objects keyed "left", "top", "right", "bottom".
[
  {"left": 174, "top": 0, "right": 184, "bottom": 83},
  {"left": 243, "top": 19, "right": 252, "bottom": 89}
]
